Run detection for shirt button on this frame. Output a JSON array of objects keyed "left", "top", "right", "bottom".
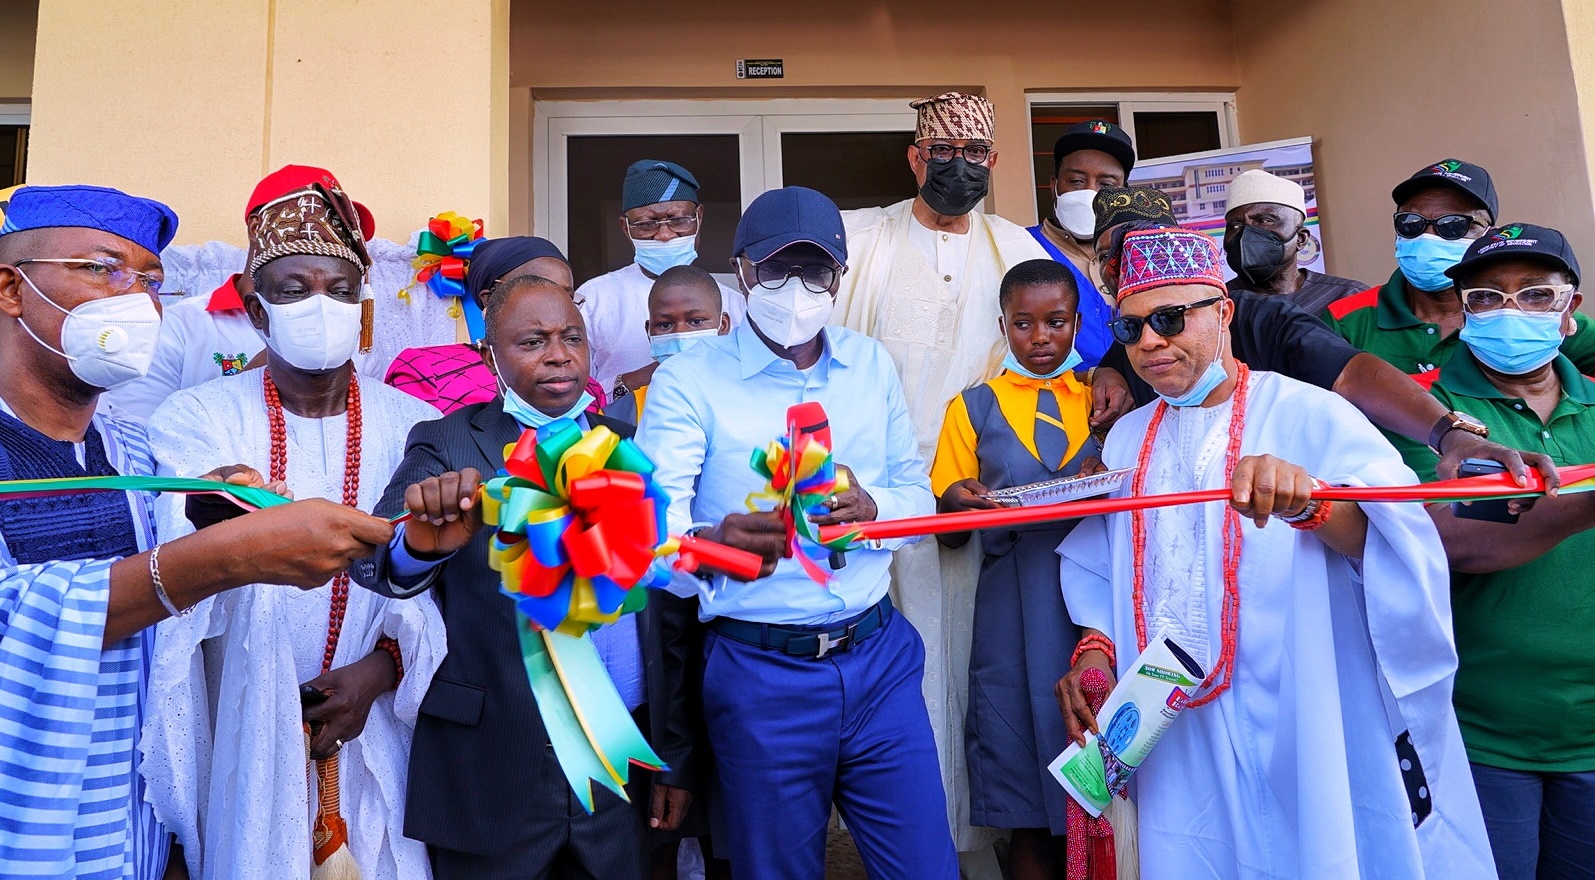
[
  {"left": 1514, "top": 403, "right": 1524, "bottom": 410},
  {"left": 941, "top": 233, "right": 949, "bottom": 241},
  {"left": 1543, "top": 430, "right": 1551, "bottom": 439},
  {"left": 943, "top": 274, "right": 952, "bottom": 282},
  {"left": 1426, "top": 327, "right": 1436, "bottom": 335}
]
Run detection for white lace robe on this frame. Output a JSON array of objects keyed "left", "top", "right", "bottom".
[
  {"left": 1059, "top": 371, "right": 1494, "bottom": 879},
  {"left": 140, "top": 369, "right": 447, "bottom": 880}
]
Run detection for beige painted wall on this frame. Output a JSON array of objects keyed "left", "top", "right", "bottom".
[
  {"left": 1233, "top": 0, "right": 1595, "bottom": 287},
  {"left": 0, "top": 0, "right": 37, "bottom": 101},
  {"left": 510, "top": 0, "right": 1240, "bottom": 231},
  {"left": 26, "top": 0, "right": 509, "bottom": 246}
]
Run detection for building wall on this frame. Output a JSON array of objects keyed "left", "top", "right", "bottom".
[
  {"left": 1233, "top": 0, "right": 1595, "bottom": 288},
  {"left": 26, "top": 0, "right": 509, "bottom": 246},
  {"left": 0, "top": 0, "right": 39, "bottom": 101},
  {"left": 509, "top": 0, "right": 1240, "bottom": 232}
]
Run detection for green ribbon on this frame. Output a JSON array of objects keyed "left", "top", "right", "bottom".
[
  {"left": 0, "top": 475, "right": 290, "bottom": 512},
  {"left": 515, "top": 622, "right": 664, "bottom": 812}
]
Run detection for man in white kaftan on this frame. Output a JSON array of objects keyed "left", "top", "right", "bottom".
[
  {"left": 1055, "top": 227, "right": 1493, "bottom": 879},
  {"left": 140, "top": 174, "right": 447, "bottom": 880},
  {"left": 831, "top": 91, "right": 1046, "bottom": 856}
]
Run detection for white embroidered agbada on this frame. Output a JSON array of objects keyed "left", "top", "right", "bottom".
[
  {"left": 1058, "top": 369, "right": 1494, "bottom": 879},
  {"left": 140, "top": 369, "right": 447, "bottom": 880},
  {"left": 834, "top": 198, "right": 1046, "bottom": 848}
]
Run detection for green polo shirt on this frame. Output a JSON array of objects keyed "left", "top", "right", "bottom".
[
  {"left": 1321, "top": 270, "right": 1595, "bottom": 388},
  {"left": 1398, "top": 351, "right": 1595, "bottom": 772}
]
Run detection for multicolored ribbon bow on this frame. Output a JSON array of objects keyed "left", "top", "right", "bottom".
[
  {"left": 478, "top": 418, "right": 759, "bottom": 811},
  {"left": 410, "top": 211, "right": 486, "bottom": 336},
  {"left": 747, "top": 404, "right": 858, "bottom": 584}
]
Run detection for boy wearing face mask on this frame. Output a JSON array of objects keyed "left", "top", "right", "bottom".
[
  {"left": 1221, "top": 169, "right": 1367, "bottom": 315},
  {"left": 1323, "top": 159, "right": 1595, "bottom": 386},
  {"left": 608, "top": 264, "right": 730, "bottom": 427},
  {"left": 929, "top": 259, "right": 1098, "bottom": 879},
  {"left": 1391, "top": 224, "right": 1595, "bottom": 880},
  {"left": 576, "top": 160, "right": 744, "bottom": 400}
]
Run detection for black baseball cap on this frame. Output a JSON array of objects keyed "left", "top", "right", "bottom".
[
  {"left": 1052, "top": 119, "right": 1136, "bottom": 177},
  {"left": 1391, "top": 158, "right": 1498, "bottom": 223},
  {"left": 731, "top": 186, "right": 847, "bottom": 264},
  {"left": 1444, "top": 222, "right": 1580, "bottom": 285}
]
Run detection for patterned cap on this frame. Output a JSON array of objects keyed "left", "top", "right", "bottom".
[
  {"left": 1093, "top": 185, "right": 1177, "bottom": 238},
  {"left": 1, "top": 184, "right": 179, "bottom": 256},
  {"left": 246, "top": 181, "right": 370, "bottom": 278},
  {"left": 910, "top": 92, "right": 995, "bottom": 142},
  {"left": 1115, "top": 227, "right": 1226, "bottom": 302}
]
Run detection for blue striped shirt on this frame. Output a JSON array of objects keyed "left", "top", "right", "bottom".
[{"left": 0, "top": 414, "right": 165, "bottom": 880}]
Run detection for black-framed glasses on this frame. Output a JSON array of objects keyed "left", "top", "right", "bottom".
[
  {"left": 916, "top": 142, "right": 992, "bottom": 165},
  {"left": 1393, "top": 212, "right": 1480, "bottom": 241},
  {"left": 14, "top": 258, "right": 165, "bottom": 295},
  {"left": 624, "top": 214, "right": 700, "bottom": 238},
  {"left": 745, "top": 259, "right": 840, "bottom": 294},
  {"left": 1108, "top": 296, "right": 1222, "bottom": 345}
]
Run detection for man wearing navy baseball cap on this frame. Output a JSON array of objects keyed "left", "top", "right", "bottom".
[
  {"left": 1393, "top": 222, "right": 1595, "bottom": 880},
  {"left": 638, "top": 186, "right": 957, "bottom": 880}
]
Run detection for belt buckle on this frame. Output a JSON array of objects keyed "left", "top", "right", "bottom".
[{"left": 815, "top": 630, "right": 848, "bottom": 659}]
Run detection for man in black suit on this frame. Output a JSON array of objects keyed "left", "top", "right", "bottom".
[{"left": 356, "top": 274, "right": 698, "bottom": 879}]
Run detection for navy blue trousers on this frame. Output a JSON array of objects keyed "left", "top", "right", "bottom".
[
  {"left": 1472, "top": 762, "right": 1595, "bottom": 880},
  {"left": 702, "top": 609, "right": 958, "bottom": 880}
]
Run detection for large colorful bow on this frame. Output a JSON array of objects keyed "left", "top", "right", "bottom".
[
  {"left": 410, "top": 211, "right": 486, "bottom": 336},
  {"left": 747, "top": 405, "right": 858, "bottom": 585}
]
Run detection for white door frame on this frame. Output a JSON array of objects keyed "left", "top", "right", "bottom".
[{"left": 533, "top": 98, "right": 917, "bottom": 252}]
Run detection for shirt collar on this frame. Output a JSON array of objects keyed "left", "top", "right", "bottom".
[
  {"left": 733, "top": 319, "right": 846, "bottom": 380},
  {"left": 996, "top": 366, "right": 1086, "bottom": 394},
  {"left": 205, "top": 274, "right": 246, "bottom": 312},
  {"left": 1376, "top": 269, "right": 1425, "bottom": 329},
  {"left": 1440, "top": 347, "right": 1595, "bottom": 405}
]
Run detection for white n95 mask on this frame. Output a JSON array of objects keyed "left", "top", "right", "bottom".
[
  {"left": 17, "top": 270, "right": 161, "bottom": 390},
  {"left": 258, "top": 295, "right": 363, "bottom": 371},
  {"left": 746, "top": 277, "right": 833, "bottom": 348}
]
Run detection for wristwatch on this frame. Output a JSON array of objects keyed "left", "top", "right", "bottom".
[
  {"left": 1428, "top": 410, "right": 1489, "bottom": 454},
  {"left": 611, "top": 377, "right": 631, "bottom": 400}
]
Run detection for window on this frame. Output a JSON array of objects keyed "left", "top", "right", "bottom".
[
  {"left": 1026, "top": 93, "right": 1236, "bottom": 225},
  {"left": 0, "top": 104, "right": 30, "bottom": 189}
]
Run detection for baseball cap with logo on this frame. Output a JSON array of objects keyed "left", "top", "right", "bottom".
[
  {"left": 1444, "top": 222, "right": 1581, "bottom": 285},
  {"left": 1052, "top": 119, "right": 1137, "bottom": 177},
  {"left": 1391, "top": 158, "right": 1498, "bottom": 223},
  {"left": 731, "top": 186, "right": 847, "bottom": 264}
]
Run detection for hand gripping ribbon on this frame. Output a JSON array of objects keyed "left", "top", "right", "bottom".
[{"left": 747, "top": 402, "right": 860, "bottom": 584}]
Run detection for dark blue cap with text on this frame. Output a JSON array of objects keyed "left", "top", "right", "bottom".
[
  {"left": 1392, "top": 158, "right": 1499, "bottom": 222},
  {"left": 732, "top": 186, "right": 847, "bottom": 264},
  {"left": 1445, "top": 222, "right": 1580, "bottom": 286}
]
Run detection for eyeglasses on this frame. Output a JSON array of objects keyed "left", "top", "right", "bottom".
[
  {"left": 916, "top": 142, "right": 992, "bottom": 165},
  {"left": 624, "top": 214, "right": 700, "bottom": 238},
  {"left": 1108, "top": 296, "right": 1222, "bottom": 345},
  {"left": 746, "top": 259, "right": 840, "bottom": 294},
  {"left": 15, "top": 258, "right": 164, "bottom": 295},
  {"left": 1461, "top": 284, "right": 1575, "bottom": 314},
  {"left": 1393, "top": 212, "right": 1481, "bottom": 241}
]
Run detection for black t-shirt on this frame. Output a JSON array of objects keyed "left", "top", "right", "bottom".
[
  {"left": 1226, "top": 270, "right": 1369, "bottom": 318},
  {"left": 1101, "top": 287, "right": 1361, "bottom": 407}
]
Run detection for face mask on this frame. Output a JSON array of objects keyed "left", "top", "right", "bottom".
[
  {"left": 632, "top": 234, "right": 698, "bottom": 276},
  {"left": 1460, "top": 308, "right": 1566, "bottom": 375},
  {"left": 16, "top": 270, "right": 162, "bottom": 390},
  {"left": 1395, "top": 233, "right": 1472, "bottom": 293},
  {"left": 498, "top": 372, "right": 595, "bottom": 429},
  {"left": 1225, "top": 225, "right": 1294, "bottom": 288},
  {"left": 746, "top": 276, "right": 834, "bottom": 348},
  {"left": 258, "top": 294, "right": 362, "bottom": 372},
  {"left": 649, "top": 327, "right": 720, "bottom": 362},
  {"left": 1001, "top": 346, "right": 1080, "bottom": 380},
  {"left": 1053, "top": 189, "right": 1098, "bottom": 240},
  {"left": 1158, "top": 330, "right": 1229, "bottom": 408},
  {"left": 920, "top": 158, "right": 990, "bottom": 216}
]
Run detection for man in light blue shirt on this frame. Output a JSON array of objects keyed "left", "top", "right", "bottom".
[{"left": 638, "top": 186, "right": 957, "bottom": 880}]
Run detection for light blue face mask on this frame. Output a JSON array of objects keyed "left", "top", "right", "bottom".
[
  {"left": 1395, "top": 233, "right": 1473, "bottom": 292},
  {"left": 498, "top": 376, "right": 595, "bottom": 429},
  {"left": 1157, "top": 331, "right": 1230, "bottom": 407},
  {"left": 649, "top": 327, "right": 720, "bottom": 363},
  {"left": 1001, "top": 345, "right": 1081, "bottom": 380},
  {"left": 1460, "top": 308, "right": 1566, "bottom": 375},
  {"left": 633, "top": 234, "right": 699, "bottom": 276}
]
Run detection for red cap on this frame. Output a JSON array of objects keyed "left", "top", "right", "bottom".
[{"left": 245, "top": 164, "right": 376, "bottom": 241}]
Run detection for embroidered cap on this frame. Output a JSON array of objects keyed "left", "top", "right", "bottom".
[
  {"left": 911, "top": 92, "right": 995, "bottom": 142},
  {"left": 1115, "top": 227, "right": 1226, "bottom": 302},
  {"left": 0, "top": 184, "right": 179, "bottom": 257}
]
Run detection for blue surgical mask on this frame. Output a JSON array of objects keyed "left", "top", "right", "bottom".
[
  {"left": 1395, "top": 233, "right": 1472, "bottom": 293},
  {"left": 498, "top": 375, "right": 595, "bottom": 429},
  {"left": 1157, "top": 331, "right": 1230, "bottom": 407},
  {"left": 633, "top": 234, "right": 698, "bottom": 275},
  {"left": 1460, "top": 308, "right": 1566, "bottom": 375},
  {"left": 649, "top": 327, "right": 721, "bottom": 362},
  {"left": 1001, "top": 346, "right": 1080, "bottom": 380}
]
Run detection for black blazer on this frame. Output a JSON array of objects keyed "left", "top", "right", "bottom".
[{"left": 360, "top": 401, "right": 699, "bottom": 856}]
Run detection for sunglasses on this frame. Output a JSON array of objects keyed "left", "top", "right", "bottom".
[
  {"left": 1393, "top": 212, "right": 1480, "bottom": 241},
  {"left": 1108, "top": 296, "right": 1222, "bottom": 345}
]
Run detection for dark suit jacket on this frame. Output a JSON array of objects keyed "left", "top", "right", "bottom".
[{"left": 360, "top": 401, "right": 699, "bottom": 856}]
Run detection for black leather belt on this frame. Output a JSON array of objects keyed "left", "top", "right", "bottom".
[{"left": 709, "top": 597, "right": 892, "bottom": 659}]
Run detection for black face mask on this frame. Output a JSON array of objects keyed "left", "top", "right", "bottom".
[
  {"left": 920, "top": 158, "right": 990, "bottom": 216},
  {"left": 1224, "top": 224, "right": 1295, "bottom": 288}
]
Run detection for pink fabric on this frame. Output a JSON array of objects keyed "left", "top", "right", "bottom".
[{"left": 385, "top": 344, "right": 607, "bottom": 416}]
